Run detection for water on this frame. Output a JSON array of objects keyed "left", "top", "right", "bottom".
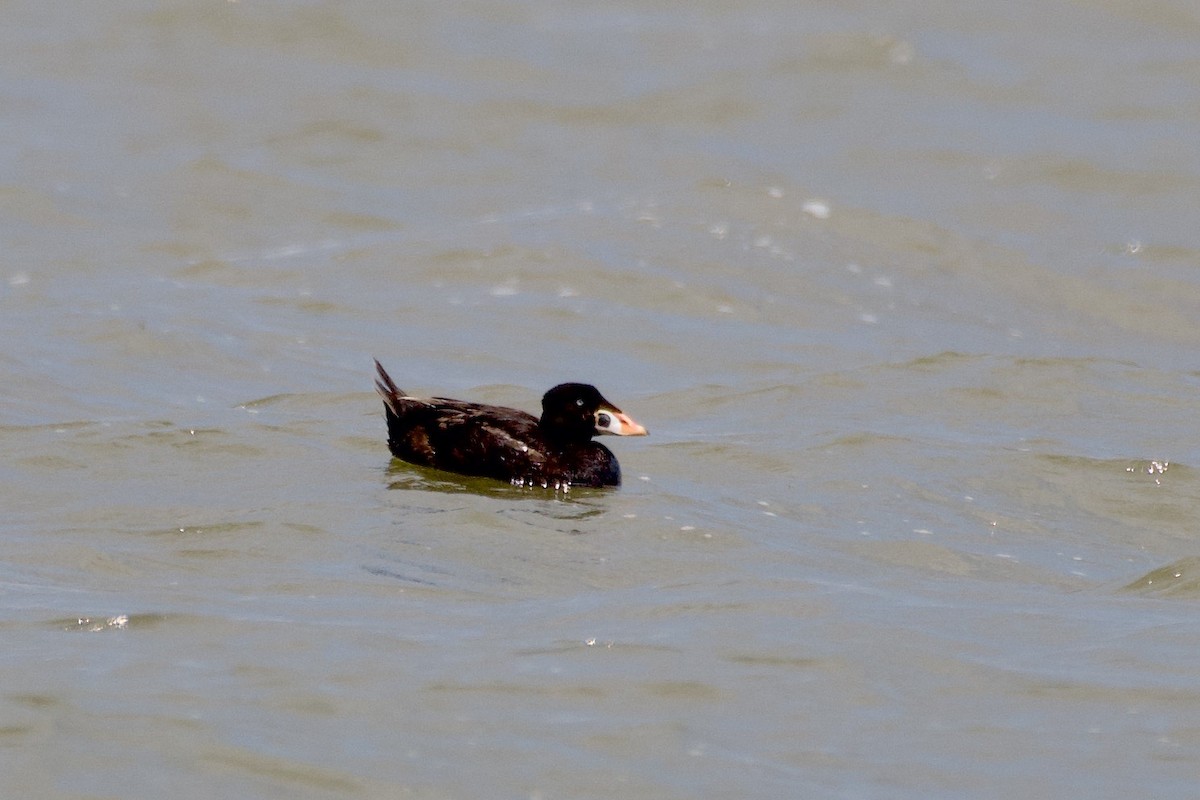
[{"left": 3, "top": 1, "right": 1200, "bottom": 797}]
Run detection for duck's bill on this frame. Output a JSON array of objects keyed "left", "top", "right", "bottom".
[{"left": 595, "top": 409, "right": 648, "bottom": 436}]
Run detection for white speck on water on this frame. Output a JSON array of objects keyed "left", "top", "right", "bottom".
[
  {"left": 9, "top": 272, "right": 30, "bottom": 286},
  {"left": 262, "top": 243, "right": 309, "bottom": 260},
  {"left": 709, "top": 223, "right": 728, "bottom": 240},
  {"left": 889, "top": 39, "right": 915, "bottom": 65},
  {"left": 859, "top": 313, "right": 878, "bottom": 324},
  {"left": 914, "top": 529, "right": 932, "bottom": 535},
  {"left": 73, "top": 615, "right": 129, "bottom": 632},
  {"left": 873, "top": 275, "right": 893, "bottom": 288},
  {"left": 846, "top": 262, "right": 862, "bottom": 274},
  {"left": 716, "top": 304, "right": 734, "bottom": 314},
  {"left": 802, "top": 199, "right": 831, "bottom": 219},
  {"left": 767, "top": 186, "right": 784, "bottom": 198},
  {"left": 680, "top": 525, "right": 696, "bottom": 531}
]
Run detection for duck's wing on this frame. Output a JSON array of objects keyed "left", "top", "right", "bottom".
[
  {"left": 417, "top": 404, "right": 547, "bottom": 480},
  {"left": 385, "top": 406, "right": 548, "bottom": 482},
  {"left": 374, "top": 361, "right": 548, "bottom": 480}
]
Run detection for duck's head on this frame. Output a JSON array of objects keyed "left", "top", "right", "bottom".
[{"left": 539, "top": 383, "right": 648, "bottom": 442}]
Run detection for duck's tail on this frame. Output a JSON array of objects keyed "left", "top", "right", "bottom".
[
  {"left": 373, "top": 358, "right": 405, "bottom": 417},
  {"left": 375, "top": 359, "right": 420, "bottom": 459}
]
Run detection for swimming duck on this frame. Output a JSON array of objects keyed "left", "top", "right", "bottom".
[{"left": 374, "top": 360, "right": 647, "bottom": 488}]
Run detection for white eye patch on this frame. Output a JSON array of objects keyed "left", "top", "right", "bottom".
[
  {"left": 594, "top": 410, "right": 624, "bottom": 435},
  {"left": 592, "top": 408, "right": 647, "bottom": 436}
]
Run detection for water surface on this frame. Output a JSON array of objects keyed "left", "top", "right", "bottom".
[{"left": 3, "top": 1, "right": 1200, "bottom": 798}]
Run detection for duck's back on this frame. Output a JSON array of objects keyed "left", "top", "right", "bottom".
[{"left": 380, "top": 394, "right": 545, "bottom": 479}]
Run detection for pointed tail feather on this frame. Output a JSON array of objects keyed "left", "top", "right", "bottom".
[{"left": 373, "top": 358, "right": 405, "bottom": 415}]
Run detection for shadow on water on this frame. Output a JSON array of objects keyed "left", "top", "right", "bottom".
[
  {"left": 381, "top": 460, "right": 614, "bottom": 531},
  {"left": 1122, "top": 557, "right": 1200, "bottom": 600},
  {"left": 367, "top": 462, "right": 630, "bottom": 594},
  {"left": 383, "top": 459, "right": 613, "bottom": 504}
]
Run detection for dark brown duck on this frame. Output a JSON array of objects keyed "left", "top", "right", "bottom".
[{"left": 374, "top": 360, "right": 647, "bottom": 488}]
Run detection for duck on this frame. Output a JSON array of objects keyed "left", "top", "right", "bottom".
[{"left": 374, "top": 360, "right": 647, "bottom": 488}]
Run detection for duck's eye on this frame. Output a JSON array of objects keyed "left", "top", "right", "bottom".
[
  {"left": 596, "top": 412, "right": 612, "bottom": 427},
  {"left": 576, "top": 398, "right": 584, "bottom": 407}
]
